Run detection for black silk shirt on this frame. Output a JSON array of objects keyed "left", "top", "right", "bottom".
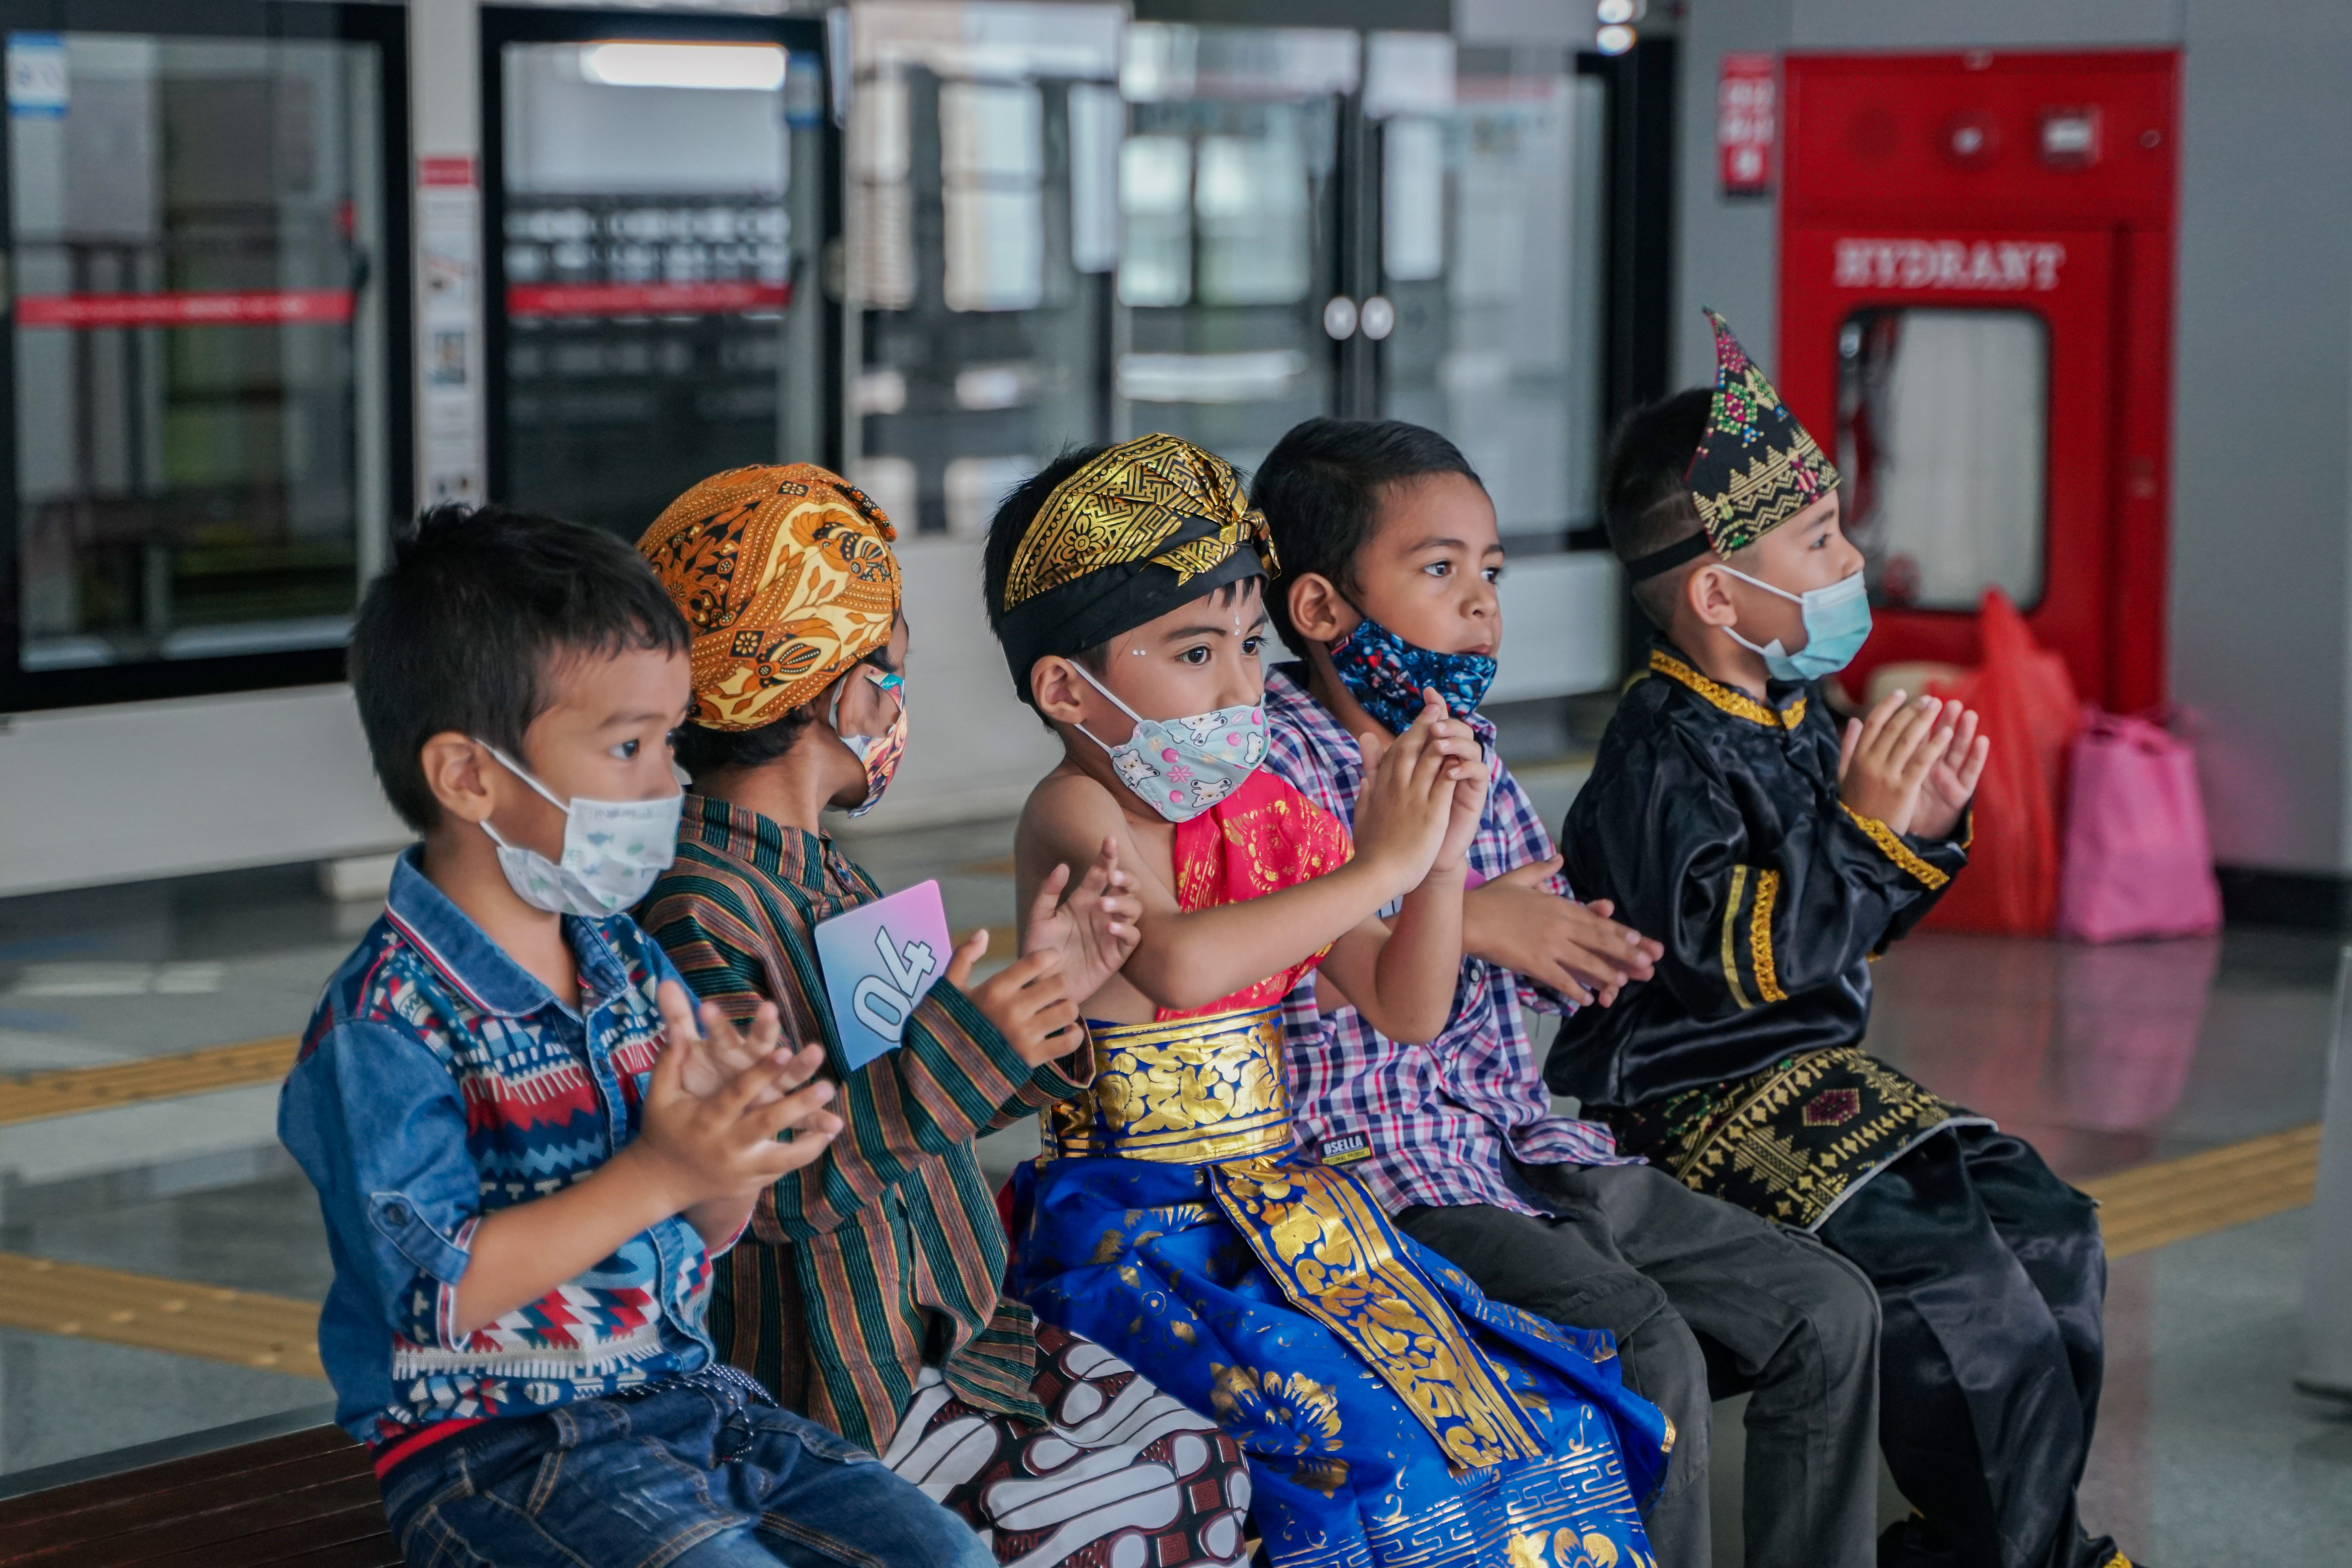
[{"left": 1548, "top": 639, "right": 1969, "bottom": 1112}]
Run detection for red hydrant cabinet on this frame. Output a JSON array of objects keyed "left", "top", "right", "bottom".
[{"left": 1777, "top": 51, "right": 2179, "bottom": 712}]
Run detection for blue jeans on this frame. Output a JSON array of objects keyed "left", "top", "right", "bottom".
[{"left": 380, "top": 1368, "right": 995, "bottom": 1568}]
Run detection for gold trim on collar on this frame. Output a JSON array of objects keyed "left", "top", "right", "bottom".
[
  {"left": 1649, "top": 650, "right": 1806, "bottom": 730},
  {"left": 1840, "top": 803, "right": 1951, "bottom": 889}
]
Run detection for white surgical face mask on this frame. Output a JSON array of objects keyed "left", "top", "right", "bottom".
[
  {"left": 1719, "top": 565, "right": 1873, "bottom": 682},
  {"left": 476, "top": 742, "right": 682, "bottom": 917}
]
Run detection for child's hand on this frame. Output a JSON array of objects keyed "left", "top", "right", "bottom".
[
  {"left": 1836, "top": 689, "right": 1949, "bottom": 834},
  {"left": 1020, "top": 837, "right": 1141, "bottom": 1004},
  {"left": 1465, "top": 857, "right": 1661, "bottom": 1005},
  {"left": 946, "top": 931, "right": 1085, "bottom": 1068},
  {"left": 657, "top": 980, "right": 789, "bottom": 1102},
  {"left": 632, "top": 1022, "right": 842, "bottom": 1210},
  {"left": 1908, "top": 701, "right": 1989, "bottom": 842},
  {"left": 1353, "top": 690, "right": 1478, "bottom": 897},
  {"left": 1429, "top": 751, "right": 1493, "bottom": 879}
]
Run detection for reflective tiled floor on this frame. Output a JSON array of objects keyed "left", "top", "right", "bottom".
[{"left": 2, "top": 827, "right": 2346, "bottom": 1563}]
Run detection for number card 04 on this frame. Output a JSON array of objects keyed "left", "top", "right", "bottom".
[{"left": 813, "top": 879, "right": 953, "bottom": 1072}]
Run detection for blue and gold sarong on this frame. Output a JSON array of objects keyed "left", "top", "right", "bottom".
[{"left": 1008, "top": 1004, "right": 1670, "bottom": 1568}]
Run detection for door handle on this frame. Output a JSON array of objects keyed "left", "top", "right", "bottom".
[
  {"left": 1322, "top": 295, "right": 1359, "bottom": 340},
  {"left": 1359, "top": 294, "right": 1395, "bottom": 341}
]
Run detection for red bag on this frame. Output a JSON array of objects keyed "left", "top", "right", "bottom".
[
  {"left": 2055, "top": 709, "right": 2222, "bottom": 943},
  {"left": 1920, "top": 590, "right": 2080, "bottom": 935}
]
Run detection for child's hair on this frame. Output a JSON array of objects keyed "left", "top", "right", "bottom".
[
  {"left": 982, "top": 443, "right": 1113, "bottom": 717},
  {"left": 1250, "top": 417, "right": 1482, "bottom": 656},
  {"left": 350, "top": 504, "right": 690, "bottom": 829},
  {"left": 671, "top": 641, "right": 895, "bottom": 782},
  {"left": 1602, "top": 388, "right": 1713, "bottom": 628}
]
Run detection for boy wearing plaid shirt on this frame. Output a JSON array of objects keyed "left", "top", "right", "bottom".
[{"left": 1254, "top": 419, "right": 1884, "bottom": 1568}]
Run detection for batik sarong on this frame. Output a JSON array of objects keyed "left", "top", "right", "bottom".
[{"left": 1008, "top": 1004, "right": 1669, "bottom": 1568}]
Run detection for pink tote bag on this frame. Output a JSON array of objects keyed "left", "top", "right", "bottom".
[{"left": 2055, "top": 709, "right": 2222, "bottom": 943}]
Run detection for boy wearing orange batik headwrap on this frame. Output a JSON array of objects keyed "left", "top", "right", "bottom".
[{"left": 636, "top": 463, "right": 1252, "bottom": 1568}]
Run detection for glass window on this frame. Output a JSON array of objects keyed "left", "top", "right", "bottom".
[
  {"left": 1837, "top": 307, "right": 2049, "bottom": 612},
  {"left": 493, "top": 34, "right": 827, "bottom": 540},
  {"left": 6, "top": 23, "right": 398, "bottom": 699},
  {"left": 1375, "top": 63, "right": 1609, "bottom": 542}
]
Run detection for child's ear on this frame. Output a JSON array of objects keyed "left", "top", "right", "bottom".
[
  {"left": 1287, "top": 573, "right": 1355, "bottom": 644},
  {"left": 421, "top": 733, "right": 496, "bottom": 824},
  {"left": 1686, "top": 564, "right": 1740, "bottom": 629},
  {"left": 1030, "top": 656, "right": 1091, "bottom": 725}
]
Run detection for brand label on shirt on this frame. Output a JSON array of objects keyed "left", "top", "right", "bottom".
[{"left": 1320, "top": 1132, "right": 1372, "bottom": 1166}]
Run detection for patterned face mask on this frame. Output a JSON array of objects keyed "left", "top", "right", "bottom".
[
  {"left": 1328, "top": 615, "right": 1497, "bottom": 735},
  {"left": 476, "top": 744, "right": 682, "bottom": 917},
  {"left": 1071, "top": 664, "right": 1266, "bottom": 823},
  {"left": 829, "top": 667, "right": 907, "bottom": 818}
]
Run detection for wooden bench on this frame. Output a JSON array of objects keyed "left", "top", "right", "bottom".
[{"left": 0, "top": 1411, "right": 394, "bottom": 1568}]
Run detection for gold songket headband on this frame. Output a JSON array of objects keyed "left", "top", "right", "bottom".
[{"left": 995, "top": 433, "right": 1276, "bottom": 699}]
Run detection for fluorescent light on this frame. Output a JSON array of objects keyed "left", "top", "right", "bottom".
[
  {"left": 1596, "top": 25, "right": 1637, "bottom": 55},
  {"left": 580, "top": 42, "right": 785, "bottom": 92}
]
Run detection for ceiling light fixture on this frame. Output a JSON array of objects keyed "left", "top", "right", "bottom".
[{"left": 580, "top": 42, "right": 786, "bottom": 92}]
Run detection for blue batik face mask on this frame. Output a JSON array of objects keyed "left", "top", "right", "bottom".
[
  {"left": 1720, "top": 565, "right": 1872, "bottom": 682},
  {"left": 1328, "top": 615, "right": 1498, "bottom": 735},
  {"left": 1071, "top": 664, "right": 1266, "bottom": 823}
]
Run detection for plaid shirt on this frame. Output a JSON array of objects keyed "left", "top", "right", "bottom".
[{"left": 1263, "top": 663, "right": 1633, "bottom": 1217}]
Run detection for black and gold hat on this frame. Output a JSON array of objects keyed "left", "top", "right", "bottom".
[{"left": 1626, "top": 309, "right": 1842, "bottom": 581}]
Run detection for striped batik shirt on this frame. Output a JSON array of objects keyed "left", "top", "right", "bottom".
[{"left": 639, "top": 795, "right": 1093, "bottom": 1452}]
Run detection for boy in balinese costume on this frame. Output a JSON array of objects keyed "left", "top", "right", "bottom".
[
  {"left": 986, "top": 434, "right": 1672, "bottom": 1568},
  {"left": 1251, "top": 416, "right": 1885, "bottom": 1568},
  {"left": 636, "top": 465, "right": 1252, "bottom": 1568},
  {"left": 1556, "top": 313, "right": 2130, "bottom": 1568}
]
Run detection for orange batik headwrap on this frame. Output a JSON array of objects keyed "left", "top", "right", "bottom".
[{"left": 639, "top": 463, "right": 900, "bottom": 732}]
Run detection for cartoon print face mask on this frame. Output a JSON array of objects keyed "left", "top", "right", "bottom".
[{"left": 1071, "top": 664, "right": 1265, "bottom": 823}]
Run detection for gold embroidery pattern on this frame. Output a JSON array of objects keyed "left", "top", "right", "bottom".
[
  {"left": 1207, "top": 1362, "right": 1347, "bottom": 1491},
  {"left": 1211, "top": 1161, "right": 1548, "bottom": 1471},
  {"left": 1336, "top": 1444, "right": 1652, "bottom": 1568},
  {"left": 1648, "top": 650, "right": 1805, "bottom": 731},
  {"left": 1043, "top": 1006, "right": 1294, "bottom": 1165},
  {"left": 1748, "top": 869, "right": 1786, "bottom": 1003},
  {"left": 1001, "top": 432, "right": 1276, "bottom": 612},
  {"left": 1687, "top": 309, "right": 1841, "bottom": 555},
  {"left": 1840, "top": 803, "right": 1952, "bottom": 889},
  {"left": 1719, "top": 866, "right": 1753, "bottom": 1011},
  {"left": 1624, "top": 1048, "right": 1985, "bottom": 1229}
]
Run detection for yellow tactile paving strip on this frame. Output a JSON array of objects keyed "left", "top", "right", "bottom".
[
  {"left": 0, "top": 1252, "right": 324, "bottom": 1378},
  {"left": 0, "top": 1035, "right": 300, "bottom": 1127},
  {"left": 2080, "top": 1122, "right": 2320, "bottom": 1258}
]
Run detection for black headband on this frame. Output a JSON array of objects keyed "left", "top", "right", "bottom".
[
  {"left": 1622, "top": 530, "right": 1715, "bottom": 583},
  {"left": 997, "top": 535, "right": 1267, "bottom": 704}
]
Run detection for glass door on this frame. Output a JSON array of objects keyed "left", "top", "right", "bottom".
[
  {"left": 841, "top": 2, "right": 1123, "bottom": 536},
  {"left": 1367, "top": 37, "right": 1609, "bottom": 546},
  {"left": 483, "top": 8, "right": 831, "bottom": 540},
  {"left": 0, "top": 3, "right": 407, "bottom": 711},
  {"left": 1114, "top": 22, "right": 1355, "bottom": 476}
]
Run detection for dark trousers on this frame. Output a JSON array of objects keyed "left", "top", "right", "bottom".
[
  {"left": 1399, "top": 1161, "right": 1884, "bottom": 1568},
  {"left": 1817, "top": 1127, "right": 2118, "bottom": 1568}
]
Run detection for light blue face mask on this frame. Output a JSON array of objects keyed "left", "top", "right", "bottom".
[{"left": 1720, "top": 566, "right": 1871, "bottom": 682}]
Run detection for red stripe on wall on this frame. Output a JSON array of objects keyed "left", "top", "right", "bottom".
[
  {"left": 505, "top": 280, "right": 793, "bottom": 319},
  {"left": 15, "top": 289, "right": 356, "bottom": 328}
]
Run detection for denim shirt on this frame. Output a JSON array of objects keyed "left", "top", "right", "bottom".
[{"left": 280, "top": 848, "right": 721, "bottom": 1449}]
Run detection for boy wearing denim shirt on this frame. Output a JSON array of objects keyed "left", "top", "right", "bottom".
[
  {"left": 1254, "top": 419, "right": 1884, "bottom": 1568},
  {"left": 279, "top": 505, "right": 993, "bottom": 1568}
]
